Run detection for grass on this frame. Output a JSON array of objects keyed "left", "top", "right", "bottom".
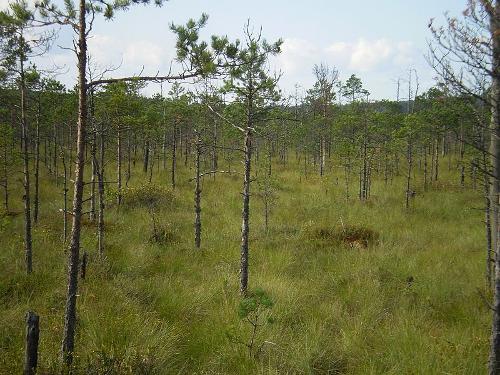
[{"left": 0, "top": 154, "right": 490, "bottom": 374}]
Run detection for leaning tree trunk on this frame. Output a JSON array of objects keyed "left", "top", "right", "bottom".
[
  {"left": 61, "top": 0, "right": 87, "bottom": 366},
  {"left": 240, "top": 128, "right": 252, "bottom": 296}
]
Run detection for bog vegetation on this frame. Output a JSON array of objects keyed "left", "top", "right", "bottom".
[{"left": 0, "top": 0, "right": 499, "bottom": 373}]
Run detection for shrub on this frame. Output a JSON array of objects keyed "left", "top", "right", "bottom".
[
  {"left": 308, "top": 224, "right": 379, "bottom": 248},
  {"left": 112, "top": 184, "right": 175, "bottom": 210}
]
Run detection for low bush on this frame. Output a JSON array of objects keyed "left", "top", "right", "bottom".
[
  {"left": 308, "top": 224, "right": 379, "bottom": 248},
  {"left": 109, "top": 184, "right": 175, "bottom": 210}
]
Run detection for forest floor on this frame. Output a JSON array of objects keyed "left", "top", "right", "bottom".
[{"left": 0, "top": 156, "right": 490, "bottom": 374}]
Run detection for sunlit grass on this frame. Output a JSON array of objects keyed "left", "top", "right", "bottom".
[{"left": 0, "top": 154, "right": 489, "bottom": 373}]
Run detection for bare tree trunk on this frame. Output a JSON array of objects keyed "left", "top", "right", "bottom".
[
  {"left": 53, "top": 122, "right": 58, "bottom": 182},
  {"left": 319, "top": 136, "right": 325, "bottom": 177},
  {"left": 126, "top": 131, "right": 131, "bottom": 186},
  {"left": 89, "top": 131, "right": 96, "bottom": 222},
  {"left": 489, "top": 3, "right": 500, "bottom": 373},
  {"left": 133, "top": 132, "right": 137, "bottom": 167},
  {"left": 143, "top": 140, "right": 149, "bottom": 174},
  {"left": 362, "top": 142, "right": 368, "bottom": 200},
  {"left": 62, "top": 151, "right": 68, "bottom": 241},
  {"left": 33, "top": 100, "right": 41, "bottom": 224},
  {"left": 171, "top": 125, "right": 177, "bottom": 189},
  {"left": 184, "top": 131, "right": 189, "bottom": 167},
  {"left": 68, "top": 124, "right": 73, "bottom": 177},
  {"left": 434, "top": 137, "right": 439, "bottom": 182},
  {"left": 485, "top": 164, "right": 493, "bottom": 289},
  {"left": 459, "top": 128, "right": 465, "bottom": 187},
  {"left": 424, "top": 145, "right": 428, "bottom": 191},
  {"left": 267, "top": 142, "right": 272, "bottom": 177},
  {"left": 61, "top": 0, "right": 87, "bottom": 365},
  {"left": 212, "top": 119, "right": 218, "bottom": 176},
  {"left": 20, "top": 55, "right": 33, "bottom": 274},
  {"left": 2, "top": 143, "right": 8, "bottom": 213},
  {"left": 162, "top": 132, "right": 167, "bottom": 170},
  {"left": 264, "top": 194, "right": 269, "bottom": 233},
  {"left": 89, "top": 89, "right": 96, "bottom": 222},
  {"left": 117, "top": 125, "right": 122, "bottom": 205},
  {"left": 405, "top": 138, "right": 413, "bottom": 210},
  {"left": 240, "top": 129, "right": 252, "bottom": 296},
  {"left": 97, "top": 123, "right": 105, "bottom": 257},
  {"left": 345, "top": 159, "right": 350, "bottom": 202},
  {"left": 194, "top": 134, "right": 201, "bottom": 248},
  {"left": 149, "top": 144, "right": 154, "bottom": 183}
]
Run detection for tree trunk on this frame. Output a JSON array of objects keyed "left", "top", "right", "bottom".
[
  {"left": 89, "top": 90, "right": 96, "bottom": 222},
  {"left": 434, "top": 137, "right": 439, "bottom": 182},
  {"left": 62, "top": 152, "right": 68, "bottom": 241},
  {"left": 97, "top": 125, "right": 105, "bottom": 258},
  {"left": 33, "top": 100, "right": 41, "bottom": 224},
  {"left": 3, "top": 143, "right": 8, "bottom": 213},
  {"left": 194, "top": 134, "right": 201, "bottom": 248},
  {"left": 424, "top": 145, "right": 428, "bottom": 191},
  {"left": 53, "top": 122, "right": 58, "bottom": 182},
  {"left": 61, "top": 0, "right": 87, "bottom": 366},
  {"left": 117, "top": 125, "right": 122, "bottom": 205},
  {"left": 212, "top": 119, "right": 218, "bottom": 177},
  {"left": 171, "top": 125, "right": 177, "bottom": 189},
  {"left": 143, "top": 139, "right": 149, "bottom": 174},
  {"left": 240, "top": 129, "right": 252, "bottom": 296},
  {"left": 489, "top": 2, "right": 500, "bottom": 373},
  {"left": 405, "top": 138, "right": 413, "bottom": 210},
  {"left": 126, "top": 130, "right": 131, "bottom": 186},
  {"left": 20, "top": 53, "right": 33, "bottom": 274}
]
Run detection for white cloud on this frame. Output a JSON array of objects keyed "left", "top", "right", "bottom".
[
  {"left": 275, "top": 37, "right": 415, "bottom": 82},
  {"left": 270, "top": 36, "right": 421, "bottom": 98},
  {"left": 124, "top": 41, "right": 165, "bottom": 67},
  {"left": 350, "top": 39, "right": 392, "bottom": 71},
  {"left": 88, "top": 34, "right": 121, "bottom": 66},
  {"left": 275, "top": 38, "right": 319, "bottom": 74},
  {"left": 394, "top": 41, "right": 413, "bottom": 65},
  {"left": 86, "top": 34, "right": 169, "bottom": 72},
  {"left": 325, "top": 38, "right": 413, "bottom": 72}
]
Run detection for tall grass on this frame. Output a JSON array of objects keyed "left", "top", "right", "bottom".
[{"left": 0, "top": 154, "right": 489, "bottom": 374}]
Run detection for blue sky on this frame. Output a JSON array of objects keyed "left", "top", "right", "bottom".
[{"left": 2, "top": 0, "right": 467, "bottom": 99}]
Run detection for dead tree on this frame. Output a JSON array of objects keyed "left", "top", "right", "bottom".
[{"left": 24, "top": 311, "right": 39, "bottom": 375}]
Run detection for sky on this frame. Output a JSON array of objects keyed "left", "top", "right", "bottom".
[{"left": 1, "top": 0, "right": 467, "bottom": 100}]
